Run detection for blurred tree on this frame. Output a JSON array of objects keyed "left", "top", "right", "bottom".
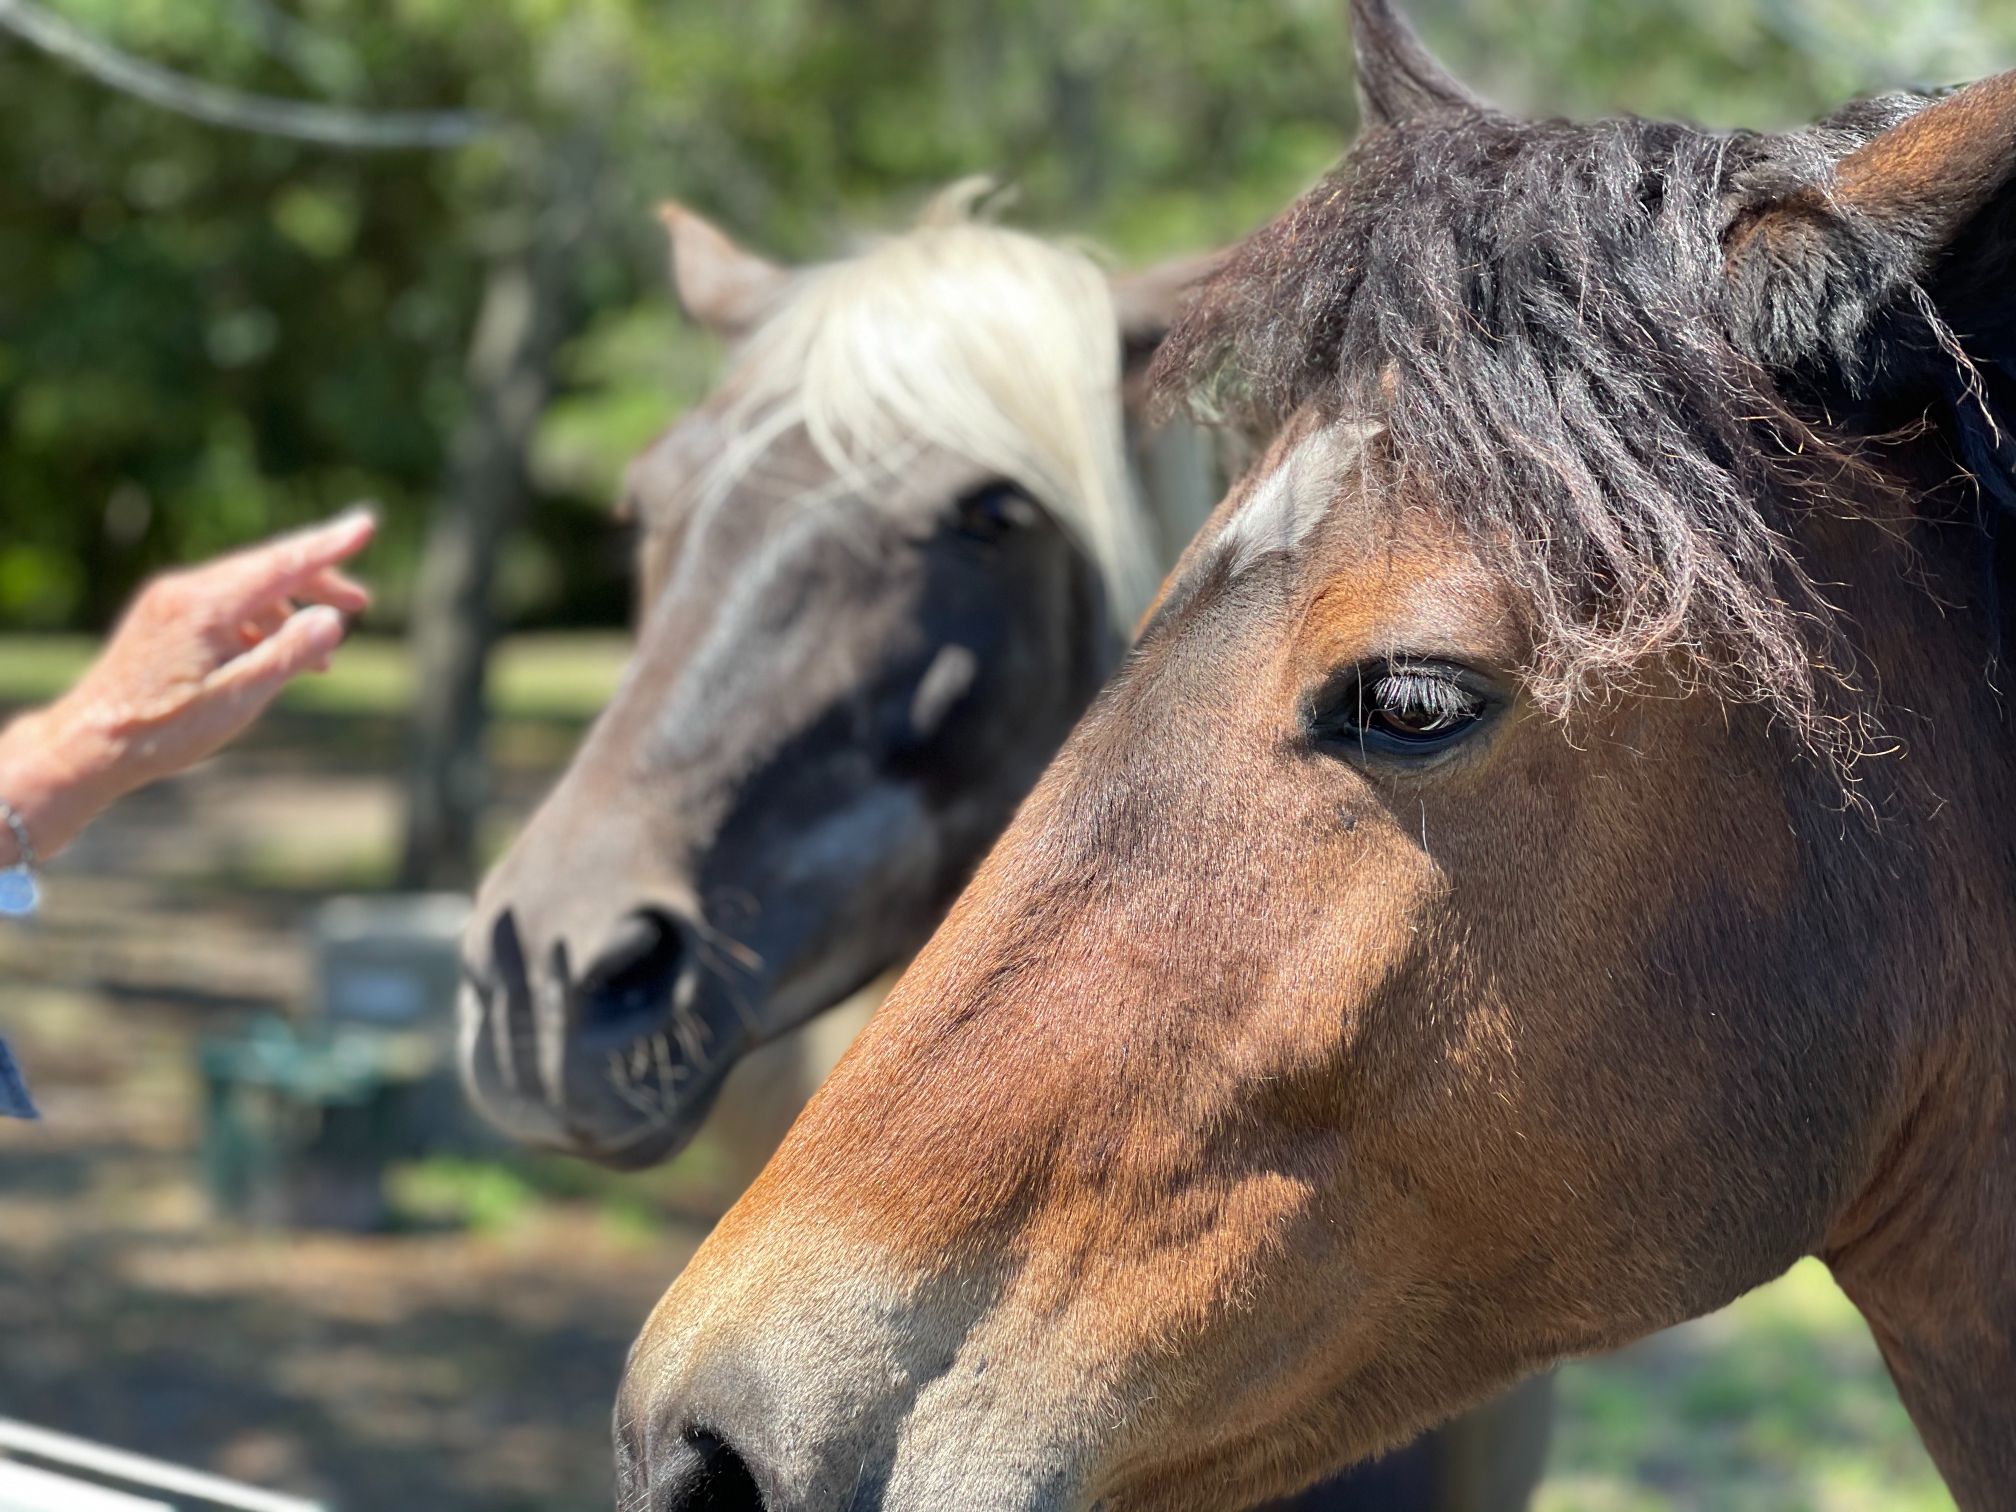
[
  {"left": 0, "top": 0, "right": 519, "bottom": 886},
  {"left": 0, "top": 0, "right": 1367, "bottom": 629},
  {"left": 400, "top": 136, "right": 599, "bottom": 888}
]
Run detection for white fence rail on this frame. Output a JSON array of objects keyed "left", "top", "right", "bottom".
[{"left": 0, "top": 1422, "right": 324, "bottom": 1512}]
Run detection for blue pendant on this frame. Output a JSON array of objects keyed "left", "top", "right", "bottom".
[{"left": 0, "top": 867, "right": 39, "bottom": 919}]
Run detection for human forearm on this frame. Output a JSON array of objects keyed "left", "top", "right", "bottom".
[
  {"left": 0, "top": 511, "right": 373, "bottom": 873},
  {"left": 0, "top": 699, "right": 124, "bottom": 865},
  {"left": 0, "top": 509, "right": 374, "bottom": 873}
]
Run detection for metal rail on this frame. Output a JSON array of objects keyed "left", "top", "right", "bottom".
[
  {"left": 0, "top": 1458, "right": 171, "bottom": 1512},
  {"left": 0, "top": 1422, "right": 324, "bottom": 1512}
]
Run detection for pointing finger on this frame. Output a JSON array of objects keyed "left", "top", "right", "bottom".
[
  {"left": 296, "top": 566, "right": 372, "bottom": 616},
  {"left": 205, "top": 507, "right": 378, "bottom": 622},
  {"left": 204, "top": 604, "right": 350, "bottom": 722}
]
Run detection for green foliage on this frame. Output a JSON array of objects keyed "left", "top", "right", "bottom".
[
  {"left": 0, "top": 629, "right": 626, "bottom": 716},
  {"left": 388, "top": 1154, "right": 549, "bottom": 1234},
  {"left": 386, "top": 1139, "right": 735, "bottom": 1242},
  {"left": 1540, "top": 1261, "right": 1955, "bottom": 1511},
  {"left": 3, "top": 0, "right": 2015, "bottom": 633}
]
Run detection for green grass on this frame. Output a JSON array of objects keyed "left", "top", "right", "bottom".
[
  {"left": 385, "top": 1139, "right": 738, "bottom": 1242},
  {"left": 167, "top": 830, "right": 403, "bottom": 894},
  {"left": 0, "top": 633, "right": 95, "bottom": 704},
  {"left": 1537, "top": 1260, "right": 1953, "bottom": 1512},
  {"left": 0, "top": 631, "right": 630, "bottom": 722}
]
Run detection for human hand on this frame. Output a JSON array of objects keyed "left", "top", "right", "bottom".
[{"left": 0, "top": 508, "right": 376, "bottom": 860}]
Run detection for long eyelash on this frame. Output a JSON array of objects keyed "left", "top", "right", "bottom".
[{"left": 1369, "top": 671, "right": 1478, "bottom": 729}]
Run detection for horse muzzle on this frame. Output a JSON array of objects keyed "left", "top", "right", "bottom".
[{"left": 457, "top": 905, "right": 746, "bottom": 1169}]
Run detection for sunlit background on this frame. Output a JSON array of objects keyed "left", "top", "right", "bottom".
[{"left": 2, "top": 1, "right": 2007, "bottom": 1507}]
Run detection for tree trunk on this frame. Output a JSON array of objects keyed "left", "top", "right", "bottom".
[{"left": 397, "top": 155, "right": 593, "bottom": 890}]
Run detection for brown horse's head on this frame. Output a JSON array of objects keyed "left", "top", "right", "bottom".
[
  {"left": 619, "top": 8, "right": 2016, "bottom": 1509},
  {"left": 459, "top": 186, "right": 1219, "bottom": 1168}
]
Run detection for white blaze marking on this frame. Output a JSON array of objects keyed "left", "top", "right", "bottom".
[{"left": 1214, "top": 423, "right": 1380, "bottom": 575}]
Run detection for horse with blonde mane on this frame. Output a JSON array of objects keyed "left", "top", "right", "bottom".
[
  {"left": 458, "top": 180, "right": 1214, "bottom": 1167},
  {"left": 618, "top": 4, "right": 2016, "bottom": 1508}
]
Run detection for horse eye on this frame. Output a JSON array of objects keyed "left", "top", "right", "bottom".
[
  {"left": 954, "top": 482, "right": 1038, "bottom": 542},
  {"left": 1313, "top": 661, "right": 1493, "bottom": 760}
]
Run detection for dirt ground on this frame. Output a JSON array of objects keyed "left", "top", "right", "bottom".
[{"left": 0, "top": 705, "right": 703, "bottom": 1512}]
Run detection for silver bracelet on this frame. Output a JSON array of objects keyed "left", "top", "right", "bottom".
[{"left": 0, "top": 799, "right": 40, "bottom": 919}]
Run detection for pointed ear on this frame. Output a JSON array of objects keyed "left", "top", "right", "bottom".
[
  {"left": 1727, "top": 72, "right": 2016, "bottom": 380},
  {"left": 1111, "top": 249, "right": 1227, "bottom": 358},
  {"left": 657, "top": 202, "right": 791, "bottom": 340},
  {"left": 1832, "top": 71, "right": 2016, "bottom": 263},
  {"left": 1349, "top": 0, "right": 1482, "bottom": 129}
]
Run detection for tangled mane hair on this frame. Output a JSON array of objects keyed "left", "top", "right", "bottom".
[
  {"left": 1155, "top": 81, "right": 2016, "bottom": 757},
  {"left": 700, "top": 179, "right": 1162, "bottom": 624}
]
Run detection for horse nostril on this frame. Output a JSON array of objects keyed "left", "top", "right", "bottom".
[
  {"left": 660, "top": 1429, "right": 766, "bottom": 1512},
  {"left": 575, "top": 911, "right": 687, "bottom": 1049}
]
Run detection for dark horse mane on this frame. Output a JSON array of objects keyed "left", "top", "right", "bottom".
[{"left": 1156, "top": 93, "right": 2016, "bottom": 758}]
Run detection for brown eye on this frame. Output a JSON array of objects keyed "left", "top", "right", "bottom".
[
  {"left": 1313, "top": 661, "right": 1493, "bottom": 759},
  {"left": 1364, "top": 671, "right": 1480, "bottom": 739}
]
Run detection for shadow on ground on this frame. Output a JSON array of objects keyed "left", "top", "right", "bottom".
[{"left": 0, "top": 650, "right": 705, "bottom": 1512}]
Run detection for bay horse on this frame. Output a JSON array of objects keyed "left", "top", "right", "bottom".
[
  {"left": 615, "top": 4, "right": 2016, "bottom": 1509},
  {"left": 460, "top": 184, "right": 1551, "bottom": 1507}
]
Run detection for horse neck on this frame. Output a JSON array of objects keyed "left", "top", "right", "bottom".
[
  {"left": 1805, "top": 502, "right": 2016, "bottom": 1508},
  {"left": 1828, "top": 1070, "right": 2016, "bottom": 1509}
]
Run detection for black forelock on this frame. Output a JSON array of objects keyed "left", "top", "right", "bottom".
[{"left": 1156, "top": 94, "right": 2015, "bottom": 758}]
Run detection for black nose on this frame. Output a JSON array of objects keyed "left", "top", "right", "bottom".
[
  {"left": 575, "top": 910, "right": 689, "bottom": 1052},
  {"left": 627, "top": 1428, "right": 765, "bottom": 1512}
]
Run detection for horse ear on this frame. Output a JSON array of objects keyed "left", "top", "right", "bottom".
[
  {"left": 1111, "top": 249, "right": 1226, "bottom": 356},
  {"left": 1349, "top": 0, "right": 1481, "bottom": 129},
  {"left": 657, "top": 201, "right": 791, "bottom": 339},
  {"left": 1726, "top": 71, "right": 2016, "bottom": 379},
  {"left": 1830, "top": 71, "right": 2016, "bottom": 268}
]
